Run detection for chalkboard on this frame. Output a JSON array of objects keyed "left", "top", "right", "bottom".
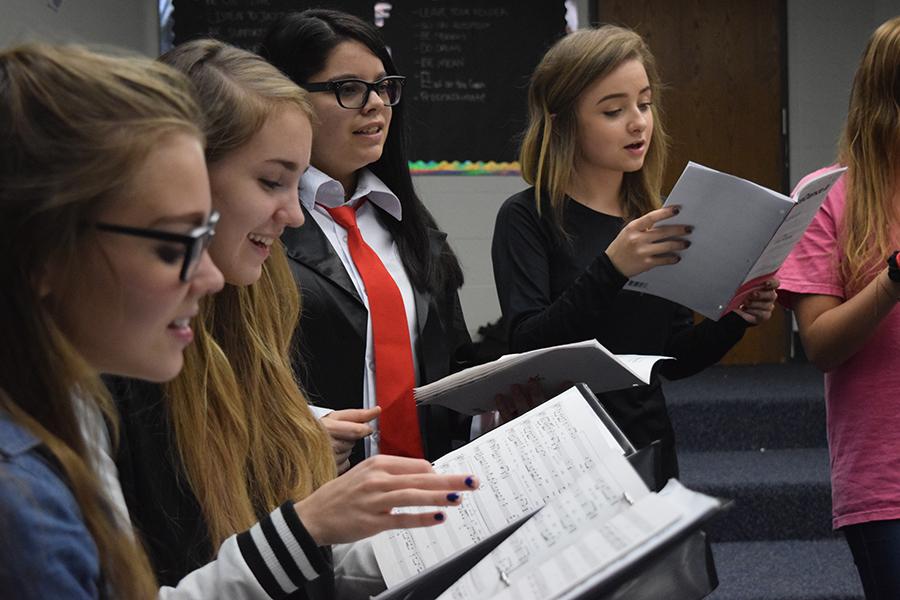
[{"left": 173, "top": 1, "right": 567, "bottom": 162}]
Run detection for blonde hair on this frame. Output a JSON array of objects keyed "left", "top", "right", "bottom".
[
  {"left": 0, "top": 43, "right": 204, "bottom": 598},
  {"left": 520, "top": 25, "right": 669, "bottom": 228},
  {"left": 160, "top": 40, "right": 335, "bottom": 548},
  {"left": 839, "top": 16, "right": 900, "bottom": 293}
]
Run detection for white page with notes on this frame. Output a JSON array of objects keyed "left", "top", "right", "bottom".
[
  {"left": 436, "top": 479, "right": 681, "bottom": 600},
  {"left": 372, "top": 386, "right": 648, "bottom": 588}
]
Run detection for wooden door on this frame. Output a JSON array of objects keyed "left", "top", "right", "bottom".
[{"left": 596, "top": 0, "right": 789, "bottom": 364}]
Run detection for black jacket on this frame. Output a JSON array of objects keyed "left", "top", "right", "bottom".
[{"left": 282, "top": 206, "right": 473, "bottom": 465}]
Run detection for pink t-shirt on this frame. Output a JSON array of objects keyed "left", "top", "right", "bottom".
[{"left": 778, "top": 167, "right": 900, "bottom": 529}]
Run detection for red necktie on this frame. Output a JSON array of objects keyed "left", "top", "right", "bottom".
[{"left": 323, "top": 199, "right": 424, "bottom": 458}]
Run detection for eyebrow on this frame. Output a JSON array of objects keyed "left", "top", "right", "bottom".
[
  {"left": 329, "top": 71, "right": 389, "bottom": 82},
  {"left": 264, "top": 158, "right": 302, "bottom": 171},
  {"left": 596, "top": 86, "right": 652, "bottom": 104},
  {"left": 148, "top": 211, "right": 206, "bottom": 229}
]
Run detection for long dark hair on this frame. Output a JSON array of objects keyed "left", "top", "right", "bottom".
[{"left": 259, "top": 8, "right": 463, "bottom": 295}]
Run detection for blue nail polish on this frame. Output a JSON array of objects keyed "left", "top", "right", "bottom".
[
  {"left": 434, "top": 513, "right": 445, "bottom": 522},
  {"left": 465, "top": 476, "right": 475, "bottom": 488},
  {"left": 447, "top": 493, "right": 460, "bottom": 502}
]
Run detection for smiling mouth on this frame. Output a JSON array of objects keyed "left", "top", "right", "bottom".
[
  {"left": 248, "top": 233, "right": 275, "bottom": 249},
  {"left": 169, "top": 317, "right": 190, "bottom": 329},
  {"left": 354, "top": 125, "right": 382, "bottom": 135}
]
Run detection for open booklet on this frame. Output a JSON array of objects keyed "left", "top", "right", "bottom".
[
  {"left": 372, "top": 385, "right": 723, "bottom": 600},
  {"left": 625, "top": 161, "right": 846, "bottom": 320},
  {"left": 414, "top": 339, "right": 671, "bottom": 415}
]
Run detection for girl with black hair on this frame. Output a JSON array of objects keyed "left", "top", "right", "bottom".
[{"left": 260, "top": 9, "right": 472, "bottom": 469}]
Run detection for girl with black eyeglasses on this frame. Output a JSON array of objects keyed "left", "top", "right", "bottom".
[{"left": 260, "top": 9, "right": 473, "bottom": 471}]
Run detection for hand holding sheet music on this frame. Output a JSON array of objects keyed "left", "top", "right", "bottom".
[{"left": 625, "top": 162, "right": 846, "bottom": 320}]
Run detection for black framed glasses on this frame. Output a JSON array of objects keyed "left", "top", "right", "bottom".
[
  {"left": 94, "top": 210, "right": 219, "bottom": 282},
  {"left": 303, "top": 75, "right": 406, "bottom": 109}
]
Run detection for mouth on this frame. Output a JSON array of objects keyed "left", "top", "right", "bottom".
[
  {"left": 168, "top": 317, "right": 191, "bottom": 330},
  {"left": 353, "top": 124, "right": 383, "bottom": 136},
  {"left": 625, "top": 140, "right": 645, "bottom": 151},
  {"left": 248, "top": 232, "right": 276, "bottom": 250}
]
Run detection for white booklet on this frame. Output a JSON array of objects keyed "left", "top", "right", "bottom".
[
  {"left": 414, "top": 339, "right": 671, "bottom": 416},
  {"left": 625, "top": 162, "right": 846, "bottom": 320},
  {"left": 371, "top": 385, "right": 723, "bottom": 600},
  {"left": 437, "top": 479, "right": 718, "bottom": 600},
  {"left": 373, "top": 386, "right": 644, "bottom": 589}
]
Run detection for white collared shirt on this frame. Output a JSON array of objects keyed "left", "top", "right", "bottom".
[{"left": 300, "top": 166, "right": 419, "bottom": 457}]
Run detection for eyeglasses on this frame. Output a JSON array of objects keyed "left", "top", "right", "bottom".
[
  {"left": 303, "top": 76, "right": 406, "bottom": 109},
  {"left": 94, "top": 210, "right": 219, "bottom": 282}
]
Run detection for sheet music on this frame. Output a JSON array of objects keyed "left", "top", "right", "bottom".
[
  {"left": 414, "top": 340, "right": 668, "bottom": 416},
  {"left": 437, "top": 482, "right": 681, "bottom": 600},
  {"left": 372, "top": 387, "right": 645, "bottom": 588}
]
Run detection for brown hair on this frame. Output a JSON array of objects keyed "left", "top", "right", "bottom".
[
  {"left": 519, "top": 25, "right": 669, "bottom": 228},
  {"left": 160, "top": 40, "right": 335, "bottom": 548},
  {"left": 0, "top": 42, "right": 204, "bottom": 598},
  {"left": 838, "top": 16, "right": 900, "bottom": 293}
]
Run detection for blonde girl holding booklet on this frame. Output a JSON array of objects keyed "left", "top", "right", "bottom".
[{"left": 491, "top": 25, "right": 778, "bottom": 481}]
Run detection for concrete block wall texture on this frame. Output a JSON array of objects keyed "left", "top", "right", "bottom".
[{"left": 415, "top": 175, "right": 528, "bottom": 338}]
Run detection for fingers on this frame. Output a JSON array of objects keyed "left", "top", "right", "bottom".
[
  {"left": 332, "top": 437, "right": 354, "bottom": 456},
  {"left": 631, "top": 205, "right": 681, "bottom": 229},
  {"left": 510, "top": 383, "right": 534, "bottom": 411},
  {"left": 355, "top": 454, "right": 436, "bottom": 476},
  {"left": 377, "top": 488, "right": 468, "bottom": 512},
  {"left": 525, "top": 377, "right": 547, "bottom": 408},
  {"left": 495, "top": 393, "right": 516, "bottom": 422},
  {"left": 336, "top": 458, "right": 352, "bottom": 475},
  {"left": 325, "top": 406, "right": 382, "bottom": 424},
  {"left": 388, "top": 511, "right": 452, "bottom": 530},
  {"left": 322, "top": 417, "right": 374, "bottom": 442},
  {"left": 367, "top": 472, "right": 479, "bottom": 494}
]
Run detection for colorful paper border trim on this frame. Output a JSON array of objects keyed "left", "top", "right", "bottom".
[{"left": 409, "top": 160, "right": 521, "bottom": 175}]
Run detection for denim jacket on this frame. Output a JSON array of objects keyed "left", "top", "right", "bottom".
[{"left": 0, "top": 413, "right": 103, "bottom": 598}]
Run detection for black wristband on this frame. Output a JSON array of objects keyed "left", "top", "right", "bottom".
[{"left": 888, "top": 251, "right": 900, "bottom": 282}]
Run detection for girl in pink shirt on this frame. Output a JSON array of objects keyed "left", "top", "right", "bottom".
[{"left": 778, "top": 16, "right": 900, "bottom": 599}]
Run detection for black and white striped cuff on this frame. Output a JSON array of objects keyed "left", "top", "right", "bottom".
[{"left": 236, "top": 501, "right": 331, "bottom": 599}]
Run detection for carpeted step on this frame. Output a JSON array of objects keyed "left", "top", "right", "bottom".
[
  {"left": 709, "top": 539, "right": 863, "bottom": 600},
  {"left": 679, "top": 448, "right": 832, "bottom": 542},
  {"left": 664, "top": 363, "right": 826, "bottom": 452}
]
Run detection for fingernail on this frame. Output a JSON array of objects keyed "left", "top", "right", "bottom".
[
  {"left": 683, "top": 241, "right": 691, "bottom": 248},
  {"left": 672, "top": 207, "right": 680, "bottom": 215},
  {"left": 447, "top": 493, "right": 460, "bottom": 502},
  {"left": 685, "top": 226, "right": 694, "bottom": 233},
  {"left": 434, "top": 513, "right": 445, "bottom": 522},
  {"left": 465, "top": 476, "right": 476, "bottom": 488}
]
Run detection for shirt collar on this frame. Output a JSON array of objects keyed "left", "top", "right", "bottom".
[{"left": 300, "top": 166, "right": 403, "bottom": 221}]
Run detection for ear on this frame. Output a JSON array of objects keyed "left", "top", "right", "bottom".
[{"left": 36, "top": 258, "right": 60, "bottom": 300}]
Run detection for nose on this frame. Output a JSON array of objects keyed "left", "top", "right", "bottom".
[
  {"left": 361, "top": 88, "right": 387, "bottom": 112},
  {"left": 276, "top": 189, "right": 304, "bottom": 228},
  {"left": 191, "top": 251, "right": 224, "bottom": 296},
  {"left": 629, "top": 107, "right": 649, "bottom": 133}
]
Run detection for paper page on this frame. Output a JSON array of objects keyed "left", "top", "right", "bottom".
[
  {"left": 625, "top": 161, "right": 792, "bottom": 320},
  {"left": 415, "top": 340, "right": 667, "bottom": 416},
  {"left": 557, "top": 480, "right": 722, "bottom": 600},
  {"left": 742, "top": 166, "right": 846, "bottom": 282},
  {"left": 372, "top": 387, "right": 649, "bottom": 588},
  {"left": 614, "top": 354, "right": 672, "bottom": 383},
  {"left": 437, "top": 481, "right": 681, "bottom": 600}
]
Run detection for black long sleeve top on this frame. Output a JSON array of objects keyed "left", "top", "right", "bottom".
[{"left": 492, "top": 188, "right": 748, "bottom": 478}]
